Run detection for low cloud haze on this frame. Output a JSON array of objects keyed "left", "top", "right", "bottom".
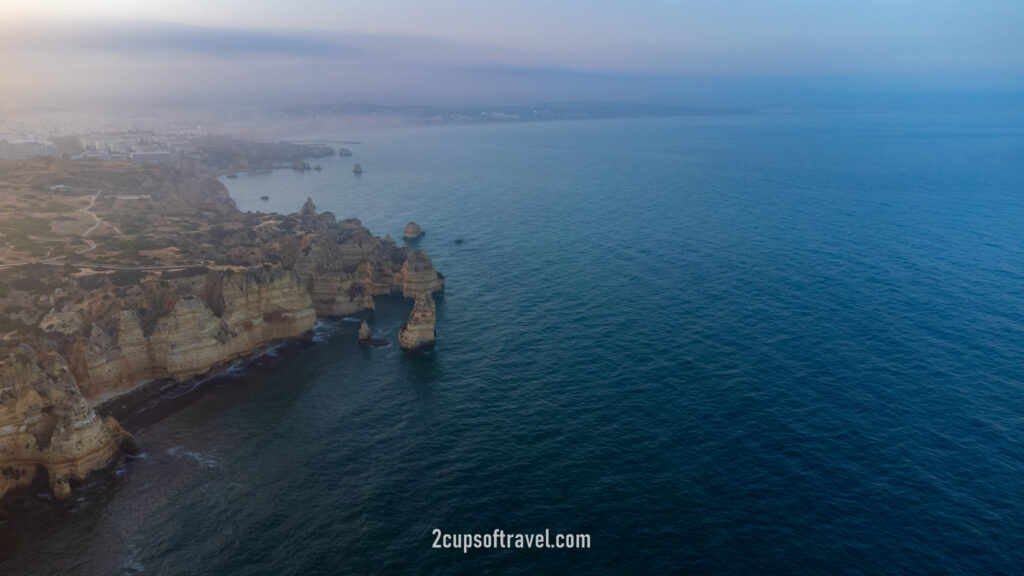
[{"left": 2, "top": 1, "right": 1023, "bottom": 113}]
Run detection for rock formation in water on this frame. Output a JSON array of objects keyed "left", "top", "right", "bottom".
[
  {"left": 404, "top": 222, "right": 425, "bottom": 240},
  {"left": 353, "top": 163, "right": 362, "bottom": 174},
  {"left": 399, "top": 250, "right": 445, "bottom": 297},
  {"left": 357, "top": 320, "right": 388, "bottom": 348},
  {"left": 399, "top": 295, "right": 437, "bottom": 352},
  {"left": 0, "top": 164, "right": 445, "bottom": 504}
]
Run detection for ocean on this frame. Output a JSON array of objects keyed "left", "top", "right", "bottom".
[{"left": 3, "top": 111, "right": 1024, "bottom": 574}]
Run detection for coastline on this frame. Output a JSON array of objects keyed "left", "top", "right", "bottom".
[
  {"left": 0, "top": 154, "right": 444, "bottom": 507},
  {"left": 91, "top": 330, "right": 316, "bottom": 422}
]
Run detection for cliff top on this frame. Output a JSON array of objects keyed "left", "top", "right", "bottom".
[{"left": 0, "top": 158, "right": 418, "bottom": 349}]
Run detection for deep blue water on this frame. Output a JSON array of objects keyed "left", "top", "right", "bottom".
[{"left": 4, "top": 112, "right": 1024, "bottom": 574}]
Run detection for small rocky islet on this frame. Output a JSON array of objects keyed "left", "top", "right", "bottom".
[
  {"left": 404, "top": 221, "right": 425, "bottom": 240},
  {"left": 357, "top": 320, "right": 389, "bottom": 348}
]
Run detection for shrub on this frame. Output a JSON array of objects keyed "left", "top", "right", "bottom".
[
  {"left": 11, "top": 277, "right": 45, "bottom": 292},
  {"left": 109, "top": 269, "right": 146, "bottom": 287}
]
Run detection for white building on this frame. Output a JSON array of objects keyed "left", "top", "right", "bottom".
[{"left": 0, "top": 140, "right": 58, "bottom": 160}]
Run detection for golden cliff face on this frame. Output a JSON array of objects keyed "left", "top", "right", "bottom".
[
  {"left": 0, "top": 346, "right": 129, "bottom": 501},
  {"left": 400, "top": 250, "right": 445, "bottom": 298},
  {"left": 74, "top": 267, "right": 316, "bottom": 396},
  {"left": 73, "top": 311, "right": 151, "bottom": 399},
  {"left": 148, "top": 268, "right": 315, "bottom": 381},
  {"left": 0, "top": 267, "right": 317, "bottom": 503}
]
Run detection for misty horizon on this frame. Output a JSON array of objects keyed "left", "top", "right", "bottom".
[{"left": 2, "top": 2, "right": 1023, "bottom": 114}]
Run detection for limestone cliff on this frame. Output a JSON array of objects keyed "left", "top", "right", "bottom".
[
  {"left": 399, "top": 250, "right": 445, "bottom": 297},
  {"left": 0, "top": 346, "right": 131, "bottom": 500},
  {"left": 287, "top": 201, "right": 443, "bottom": 315},
  {"left": 59, "top": 199, "right": 444, "bottom": 400},
  {"left": 67, "top": 267, "right": 316, "bottom": 397},
  {"left": 399, "top": 295, "right": 437, "bottom": 352},
  {"left": 396, "top": 249, "right": 443, "bottom": 352},
  {"left": 0, "top": 189, "right": 445, "bottom": 505},
  {"left": 147, "top": 267, "right": 315, "bottom": 381}
]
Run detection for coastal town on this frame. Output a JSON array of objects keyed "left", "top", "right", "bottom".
[{"left": 0, "top": 130, "right": 340, "bottom": 169}]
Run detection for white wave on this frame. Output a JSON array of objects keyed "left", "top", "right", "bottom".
[
  {"left": 165, "top": 446, "right": 222, "bottom": 469},
  {"left": 223, "top": 361, "right": 246, "bottom": 376}
]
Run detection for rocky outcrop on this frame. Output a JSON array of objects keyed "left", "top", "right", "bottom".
[
  {"left": 288, "top": 206, "right": 443, "bottom": 316},
  {"left": 148, "top": 268, "right": 315, "bottom": 381},
  {"left": 357, "top": 320, "right": 388, "bottom": 348},
  {"left": 299, "top": 197, "right": 317, "bottom": 217},
  {"left": 70, "top": 310, "right": 151, "bottom": 399},
  {"left": 404, "top": 222, "right": 425, "bottom": 240},
  {"left": 61, "top": 205, "right": 442, "bottom": 397},
  {"left": 400, "top": 250, "right": 445, "bottom": 297},
  {"left": 70, "top": 267, "right": 315, "bottom": 396},
  {"left": 399, "top": 295, "right": 436, "bottom": 352},
  {"left": 1, "top": 185, "right": 444, "bottom": 505},
  {"left": 4, "top": 267, "right": 319, "bottom": 504},
  {"left": 0, "top": 346, "right": 132, "bottom": 501}
]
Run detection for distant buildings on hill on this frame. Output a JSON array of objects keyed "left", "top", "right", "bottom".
[
  {"left": 76, "top": 133, "right": 181, "bottom": 163},
  {"left": 0, "top": 138, "right": 177, "bottom": 163},
  {"left": 129, "top": 150, "right": 175, "bottom": 163},
  {"left": 0, "top": 140, "right": 58, "bottom": 160}
]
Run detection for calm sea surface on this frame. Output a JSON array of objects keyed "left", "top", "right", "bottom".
[{"left": 3, "top": 112, "right": 1024, "bottom": 574}]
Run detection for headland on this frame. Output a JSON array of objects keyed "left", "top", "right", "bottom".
[{"left": 0, "top": 149, "right": 443, "bottom": 506}]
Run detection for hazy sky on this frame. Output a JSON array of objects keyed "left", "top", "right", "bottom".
[{"left": 2, "top": 1, "right": 1022, "bottom": 110}]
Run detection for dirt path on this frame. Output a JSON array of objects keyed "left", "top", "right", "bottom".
[
  {"left": 0, "top": 191, "right": 106, "bottom": 268},
  {"left": 81, "top": 191, "right": 102, "bottom": 239}
]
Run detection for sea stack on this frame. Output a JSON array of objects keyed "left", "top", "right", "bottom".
[
  {"left": 299, "top": 197, "right": 317, "bottom": 217},
  {"left": 404, "top": 222, "right": 425, "bottom": 240},
  {"left": 400, "top": 250, "right": 445, "bottom": 297},
  {"left": 357, "top": 320, "right": 389, "bottom": 348},
  {"left": 399, "top": 295, "right": 436, "bottom": 352}
]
